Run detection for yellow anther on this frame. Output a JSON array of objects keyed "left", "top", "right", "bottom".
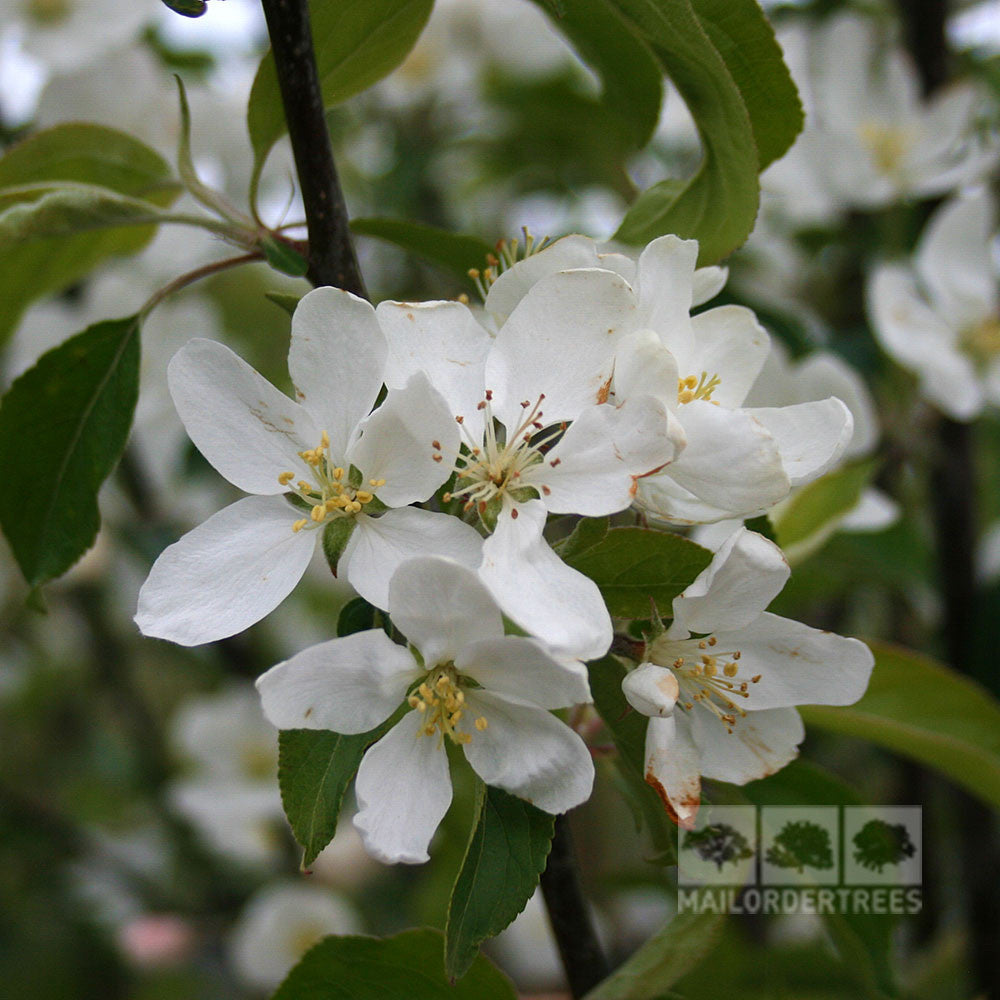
[
  {"left": 355, "top": 490, "right": 373, "bottom": 504},
  {"left": 278, "top": 471, "right": 295, "bottom": 486},
  {"left": 292, "top": 519, "right": 308, "bottom": 533},
  {"left": 325, "top": 498, "right": 339, "bottom": 511},
  {"left": 369, "top": 478, "right": 386, "bottom": 488},
  {"left": 310, "top": 505, "right": 326, "bottom": 522},
  {"left": 698, "top": 640, "right": 707, "bottom": 649},
  {"left": 419, "top": 683, "right": 433, "bottom": 701},
  {"left": 449, "top": 711, "right": 463, "bottom": 726},
  {"left": 297, "top": 480, "right": 314, "bottom": 492},
  {"left": 333, "top": 467, "right": 344, "bottom": 480},
  {"left": 678, "top": 389, "right": 695, "bottom": 404},
  {"left": 346, "top": 500, "right": 362, "bottom": 514},
  {"left": 724, "top": 662, "right": 739, "bottom": 677},
  {"left": 320, "top": 430, "right": 330, "bottom": 449},
  {"left": 708, "top": 637, "right": 717, "bottom": 646},
  {"left": 704, "top": 661, "right": 718, "bottom": 678},
  {"left": 475, "top": 717, "right": 488, "bottom": 731}
]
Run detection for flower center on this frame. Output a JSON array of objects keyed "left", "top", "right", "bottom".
[
  {"left": 466, "top": 228, "right": 554, "bottom": 303},
  {"left": 959, "top": 315, "right": 1000, "bottom": 369},
  {"left": 650, "top": 635, "right": 760, "bottom": 733},
  {"left": 858, "top": 121, "right": 913, "bottom": 177},
  {"left": 443, "top": 392, "right": 563, "bottom": 516},
  {"left": 677, "top": 371, "right": 721, "bottom": 405},
  {"left": 278, "top": 430, "right": 386, "bottom": 533},
  {"left": 407, "top": 664, "right": 488, "bottom": 746}
]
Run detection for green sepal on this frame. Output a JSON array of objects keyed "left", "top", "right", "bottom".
[
  {"left": 261, "top": 235, "right": 309, "bottom": 277},
  {"left": 348, "top": 465, "right": 364, "bottom": 489},
  {"left": 160, "top": 0, "right": 207, "bottom": 16},
  {"left": 264, "top": 291, "right": 302, "bottom": 316},
  {"left": 322, "top": 517, "right": 356, "bottom": 576},
  {"left": 478, "top": 494, "right": 503, "bottom": 533}
]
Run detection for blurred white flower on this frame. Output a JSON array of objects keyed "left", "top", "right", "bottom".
[
  {"left": 257, "top": 556, "right": 594, "bottom": 865},
  {"left": 868, "top": 188, "right": 1000, "bottom": 421},
  {"left": 228, "top": 882, "right": 362, "bottom": 991}
]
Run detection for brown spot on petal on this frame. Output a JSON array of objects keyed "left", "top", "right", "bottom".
[
  {"left": 596, "top": 377, "right": 612, "bottom": 404},
  {"left": 304, "top": 707, "right": 313, "bottom": 719},
  {"left": 645, "top": 770, "right": 700, "bottom": 829}
]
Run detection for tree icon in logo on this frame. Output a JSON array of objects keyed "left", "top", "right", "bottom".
[
  {"left": 765, "top": 820, "right": 834, "bottom": 873},
  {"left": 682, "top": 822, "right": 754, "bottom": 871},
  {"left": 852, "top": 818, "right": 917, "bottom": 872}
]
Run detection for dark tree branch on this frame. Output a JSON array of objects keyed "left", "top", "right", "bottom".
[
  {"left": 259, "top": 0, "right": 366, "bottom": 295},
  {"left": 894, "top": 0, "right": 949, "bottom": 94},
  {"left": 539, "top": 815, "right": 610, "bottom": 998}
]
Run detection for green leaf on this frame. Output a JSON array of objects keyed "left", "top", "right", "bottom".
[
  {"left": 0, "top": 124, "right": 179, "bottom": 343},
  {"left": 608, "top": 0, "right": 801, "bottom": 263},
  {"left": 247, "top": 0, "right": 434, "bottom": 196},
  {"left": 563, "top": 526, "right": 712, "bottom": 618},
  {"left": 773, "top": 459, "right": 877, "bottom": 564},
  {"left": 554, "top": 515, "right": 610, "bottom": 560},
  {"left": 337, "top": 596, "right": 378, "bottom": 636},
  {"left": 260, "top": 235, "right": 309, "bottom": 277},
  {"left": 350, "top": 218, "right": 494, "bottom": 284},
  {"left": 278, "top": 722, "right": 392, "bottom": 868},
  {"left": 0, "top": 317, "right": 140, "bottom": 586},
  {"left": 265, "top": 291, "right": 303, "bottom": 316},
  {"left": 802, "top": 641, "right": 1000, "bottom": 809},
  {"left": 445, "top": 784, "right": 555, "bottom": 981},
  {"left": 583, "top": 910, "right": 725, "bottom": 1000},
  {"left": 160, "top": 0, "right": 207, "bottom": 15},
  {"left": 272, "top": 928, "right": 517, "bottom": 1000},
  {"left": 527, "top": 0, "right": 663, "bottom": 148}
]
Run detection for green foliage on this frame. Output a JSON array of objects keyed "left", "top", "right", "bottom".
[
  {"left": 801, "top": 641, "right": 1000, "bottom": 809},
  {"left": 609, "top": 0, "right": 802, "bottom": 263},
  {"left": 271, "top": 928, "right": 517, "bottom": 1000},
  {"left": 247, "top": 0, "right": 434, "bottom": 198},
  {"left": 583, "top": 910, "right": 725, "bottom": 1000},
  {"left": 337, "top": 596, "right": 379, "bottom": 637},
  {"left": 774, "top": 459, "right": 877, "bottom": 563},
  {"left": 0, "top": 317, "right": 141, "bottom": 588},
  {"left": 445, "top": 784, "right": 555, "bottom": 981},
  {"left": 563, "top": 525, "right": 712, "bottom": 618},
  {"left": 278, "top": 723, "right": 390, "bottom": 869},
  {"left": 852, "top": 820, "right": 917, "bottom": 873},
  {"left": 765, "top": 820, "right": 834, "bottom": 872},
  {"left": 159, "top": 0, "right": 207, "bottom": 15},
  {"left": 0, "top": 125, "right": 179, "bottom": 343},
  {"left": 527, "top": 0, "right": 664, "bottom": 148},
  {"left": 321, "top": 518, "right": 357, "bottom": 576},
  {"left": 350, "top": 218, "right": 494, "bottom": 284}
]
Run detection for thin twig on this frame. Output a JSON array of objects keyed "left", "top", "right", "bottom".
[{"left": 140, "top": 251, "right": 263, "bottom": 320}]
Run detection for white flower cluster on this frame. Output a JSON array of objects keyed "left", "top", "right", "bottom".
[{"left": 135, "top": 233, "right": 873, "bottom": 860}]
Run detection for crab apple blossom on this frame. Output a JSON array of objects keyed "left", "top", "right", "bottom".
[
  {"left": 135, "top": 287, "right": 481, "bottom": 646},
  {"left": 377, "top": 267, "right": 683, "bottom": 658},
  {"left": 621, "top": 527, "right": 873, "bottom": 827},
  {"left": 868, "top": 188, "right": 1000, "bottom": 421},
  {"left": 256, "top": 556, "right": 594, "bottom": 865}
]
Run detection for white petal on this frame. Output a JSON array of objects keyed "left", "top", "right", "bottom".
[
  {"left": 916, "top": 189, "right": 998, "bottom": 327},
  {"left": 613, "top": 329, "right": 679, "bottom": 404},
  {"left": 792, "top": 354, "right": 879, "bottom": 458},
  {"left": 353, "top": 711, "right": 452, "bottom": 864},
  {"left": 743, "top": 399, "right": 853, "bottom": 487},
  {"left": 486, "top": 268, "right": 637, "bottom": 429},
  {"left": 634, "top": 235, "right": 699, "bottom": 365},
  {"left": 343, "top": 507, "right": 484, "bottom": 611},
  {"left": 346, "top": 372, "right": 458, "bottom": 507},
  {"left": 670, "top": 527, "right": 789, "bottom": 636},
  {"left": 686, "top": 306, "right": 770, "bottom": 408},
  {"left": 255, "top": 630, "right": 419, "bottom": 733},
  {"left": 387, "top": 556, "right": 503, "bottom": 666},
  {"left": 528, "top": 397, "right": 681, "bottom": 516},
  {"left": 479, "top": 500, "right": 612, "bottom": 661},
  {"left": 643, "top": 713, "right": 701, "bottom": 828},
  {"left": 639, "top": 402, "right": 788, "bottom": 522},
  {"left": 692, "top": 265, "right": 728, "bottom": 306},
  {"left": 839, "top": 487, "right": 900, "bottom": 532},
  {"left": 622, "top": 663, "right": 679, "bottom": 718},
  {"left": 168, "top": 339, "right": 318, "bottom": 495},
  {"left": 712, "top": 612, "right": 874, "bottom": 712},
  {"left": 376, "top": 299, "right": 491, "bottom": 429},
  {"left": 484, "top": 233, "right": 603, "bottom": 323},
  {"left": 135, "top": 496, "right": 315, "bottom": 645},
  {"left": 288, "top": 287, "right": 387, "bottom": 459},
  {"left": 457, "top": 636, "right": 591, "bottom": 709},
  {"left": 693, "top": 706, "right": 804, "bottom": 785},
  {"left": 461, "top": 691, "right": 594, "bottom": 814}
]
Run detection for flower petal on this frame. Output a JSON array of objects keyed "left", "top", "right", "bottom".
[
  {"left": 346, "top": 371, "right": 458, "bottom": 507},
  {"left": 479, "top": 500, "right": 612, "bottom": 661},
  {"left": 622, "top": 662, "right": 679, "bottom": 718},
  {"left": 461, "top": 691, "right": 594, "bottom": 814},
  {"left": 711, "top": 612, "right": 874, "bottom": 712},
  {"left": 527, "top": 397, "right": 681, "bottom": 516},
  {"left": 168, "top": 339, "right": 318, "bottom": 495},
  {"left": 135, "top": 495, "right": 315, "bottom": 645},
  {"left": 376, "top": 299, "right": 492, "bottom": 432},
  {"left": 643, "top": 713, "right": 701, "bottom": 828},
  {"left": 670, "top": 527, "right": 789, "bottom": 636},
  {"left": 387, "top": 556, "right": 503, "bottom": 666},
  {"left": 743, "top": 398, "right": 854, "bottom": 486},
  {"left": 613, "top": 329, "right": 679, "bottom": 404},
  {"left": 687, "top": 305, "right": 770, "bottom": 408},
  {"left": 638, "top": 402, "right": 788, "bottom": 522},
  {"left": 457, "top": 636, "right": 591, "bottom": 709},
  {"left": 486, "top": 268, "right": 637, "bottom": 429},
  {"left": 634, "top": 235, "right": 699, "bottom": 366},
  {"left": 353, "top": 711, "right": 452, "bottom": 864},
  {"left": 692, "top": 265, "right": 728, "bottom": 306},
  {"left": 255, "top": 630, "right": 419, "bottom": 733},
  {"left": 287, "top": 287, "right": 387, "bottom": 459},
  {"left": 343, "top": 507, "right": 484, "bottom": 611},
  {"left": 693, "top": 705, "right": 803, "bottom": 785}
]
